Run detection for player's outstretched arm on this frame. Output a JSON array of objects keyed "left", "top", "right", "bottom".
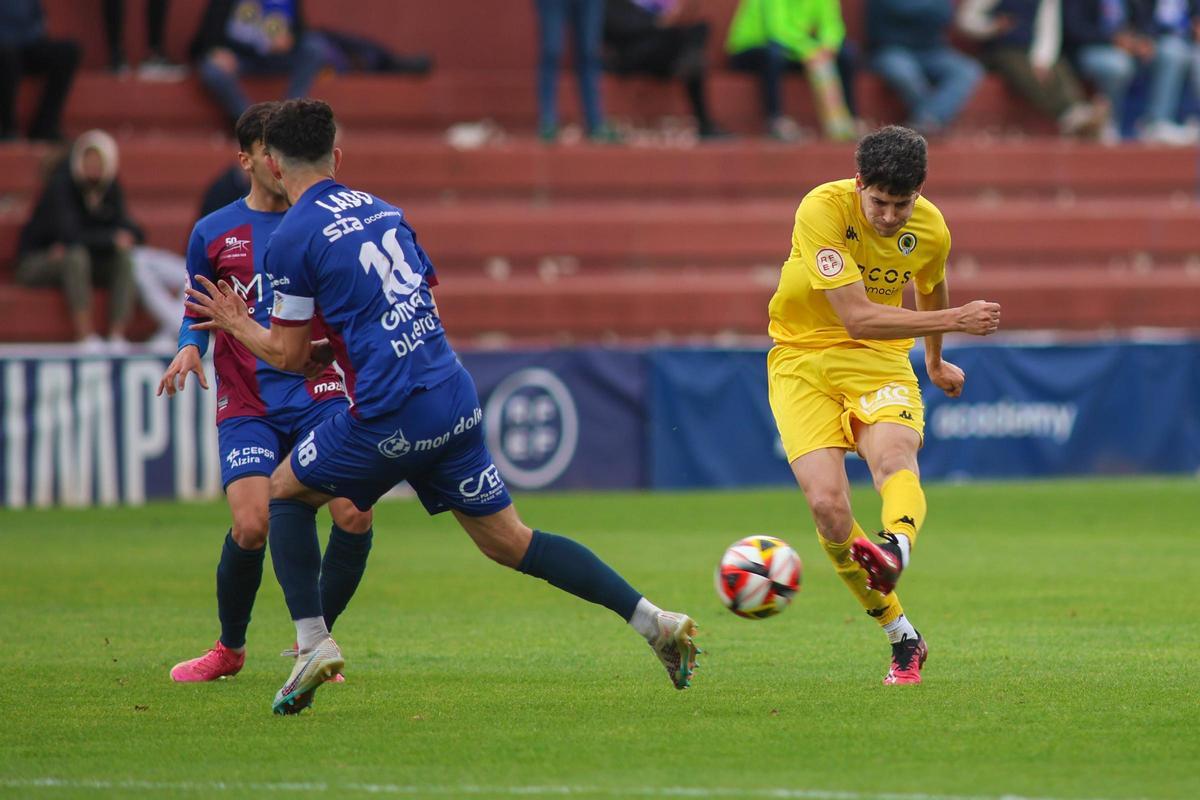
[
  {"left": 156, "top": 345, "right": 209, "bottom": 397},
  {"left": 824, "top": 281, "right": 1001, "bottom": 340},
  {"left": 184, "top": 275, "right": 312, "bottom": 373}
]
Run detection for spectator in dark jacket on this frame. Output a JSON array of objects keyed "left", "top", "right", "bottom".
[
  {"left": 1062, "top": 0, "right": 1137, "bottom": 140},
  {"left": 0, "top": 0, "right": 81, "bottom": 141},
  {"left": 604, "top": 0, "right": 728, "bottom": 139},
  {"left": 867, "top": 0, "right": 984, "bottom": 134},
  {"left": 15, "top": 130, "right": 144, "bottom": 348},
  {"left": 190, "top": 0, "right": 333, "bottom": 124},
  {"left": 1126, "top": 0, "right": 1198, "bottom": 143},
  {"left": 958, "top": 0, "right": 1110, "bottom": 137}
]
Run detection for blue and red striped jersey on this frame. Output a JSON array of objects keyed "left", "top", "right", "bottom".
[{"left": 184, "top": 198, "right": 346, "bottom": 423}]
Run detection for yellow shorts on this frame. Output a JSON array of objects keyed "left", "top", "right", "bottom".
[{"left": 767, "top": 345, "right": 925, "bottom": 462}]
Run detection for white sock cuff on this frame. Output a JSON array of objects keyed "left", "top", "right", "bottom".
[
  {"left": 895, "top": 533, "right": 911, "bottom": 569},
  {"left": 296, "top": 617, "right": 330, "bottom": 652},
  {"left": 629, "top": 597, "right": 663, "bottom": 641}
]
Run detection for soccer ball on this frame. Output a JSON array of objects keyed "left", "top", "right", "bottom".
[{"left": 715, "top": 536, "right": 802, "bottom": 619}]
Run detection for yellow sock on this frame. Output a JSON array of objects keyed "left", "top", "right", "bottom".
[
  {"left": 818, "top": 520, "right": 904, "bottom": 627},
  {"left": 880, "top": 469, "right": 926, "bottom": 548}
]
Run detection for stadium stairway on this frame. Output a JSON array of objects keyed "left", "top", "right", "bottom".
[
  {"left": 2, "top": 0, "right": 1199, "bottom": 343},
  {"left": 2, "top": 134, "right": 1199, "bottom": 344}
]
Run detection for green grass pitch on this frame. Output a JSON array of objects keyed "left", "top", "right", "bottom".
[{"left": 2, "top": 477, "right": 1198, "bottom": 800}]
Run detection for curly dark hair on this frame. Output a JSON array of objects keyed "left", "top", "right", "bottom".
[
  {"left": 263, "top": 99, "right": 337, "bottom": 166},
  {"left": 855, "top": 126, "right": 927, "bottom": 196},
  {"left": 234, "top": 101, "right": 280, "bottom": 152}
]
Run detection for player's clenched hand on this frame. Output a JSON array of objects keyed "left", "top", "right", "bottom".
[
  {"left": 184, "top": 275, "right": 250, "bottom": 334},
  {"left": 928, "top": 358, "right": 966, "bottom": 398},
  {"left": 956, "top": 300, "right": 1001, "bottom": 336},
  {"left": 302, "top": 338, "right": 335, "bottom": 379},
  {"left": 156, "top": 344, "right": 208, "bottom": 397}
]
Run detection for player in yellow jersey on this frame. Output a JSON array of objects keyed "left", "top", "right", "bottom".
[{"left": 767, "top": 126, "right": 1001, "bottom": 684}]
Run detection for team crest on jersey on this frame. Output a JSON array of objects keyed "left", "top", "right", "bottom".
[
  {"left": 815, "top": 248, "right": 844, "bottom": 277},
  {"left": 897, "top": 232, "right": 917, "bottom": 255}
]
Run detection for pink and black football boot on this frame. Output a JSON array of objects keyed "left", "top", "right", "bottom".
[
  {"left": 883, "top": 633, "right": 928, "bottom": 686},
  {"left": 170, "top": 640, "right": 245, "bottom": 682},
  {"left": 850, "top": 531, "right": 906, "bottom": 595}
]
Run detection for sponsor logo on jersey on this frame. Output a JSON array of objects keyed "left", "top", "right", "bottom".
[
  {"left": 458, "top": 464, "right": 506, "bottom": 503},
  {"left": 377, "top": 428, "right": 411, "bottom": 458},
  {"left": 859, "top": 383, "right": 913, "bottom": 415},
  {"left": 224, "top": 235, "right": 250, "bottom": 255},
  {"left": 815, "top": 248, "right": 845, "bottom": 277},
  {"left": 414, "top": 408, "right": 483, "bottom": 452},
  {"left": 845, "top": 226, "right": 859, "bottom": 241},
  {"left": 898, "top": 232, "right": 917, "bottom": 255},
  {"left": 225, "top": 445, "right": 276, "bottom": 469}
]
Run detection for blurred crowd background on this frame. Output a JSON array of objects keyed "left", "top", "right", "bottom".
[{"left": 1, "top": 0, "right": 1198, "bottom": 351}]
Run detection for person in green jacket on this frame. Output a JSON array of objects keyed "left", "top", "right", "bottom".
[{"left": 727, "top": 0, "right": 859, "bottom": 140}]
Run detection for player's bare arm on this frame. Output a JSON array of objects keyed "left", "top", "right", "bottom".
[
  {"left": 823, "top": 280, "right": 1001, "bottom": 340},
  {"left": 184, "top": 274, "right": 312, "bottom": 373},
  {"left": 156, "top": 344, "right": 209, "bottom": 397},
  {"left": 916, "top": 279, "right": 968, "bottom": 398}
]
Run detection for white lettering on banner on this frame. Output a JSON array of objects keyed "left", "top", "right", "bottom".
[
  {"left": 121, "top": 360, "right": 169, "bottom": 504},
  {"left": 1, "top": 356, "right": 223, "bottom": 507},
  {"left": 173, "top": 378, "right": 198, "bottom": 500},
  {"left": 73, "top": 361, "right": 118, "bottom": 507},
  {"left": 4, "top": 361, "right": 26, "bottom": 507},
  {"left": 32, "top": 362, "right": 72, "bottom": 507},
  {"left": 931, "top": 401, "right": 1078, "bottom": 444},
  {"left": 171, "top": 364, "right": 221, "bottom": 500}
]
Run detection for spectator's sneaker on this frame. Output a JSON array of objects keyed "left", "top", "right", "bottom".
[
  {"left": 280, "top": 645, "right": 345, "bottom": 683},
  {"left": 170, "top": 640, "right": 245, "bottom": 682},
  {"left": 647, "top": 611, "right": 700, "bottom": 690},
  {"left": 272, "top": 637, "right": 344, "bottom": 715},
  {"left": 851, "top": 532, "right": 905, "bottom": 595},
  {"left": 137, "top": 53, "right": 188, "bottom": 82},
  {"left": 884, "top": 633, "right": 927, "bottom": 685}
]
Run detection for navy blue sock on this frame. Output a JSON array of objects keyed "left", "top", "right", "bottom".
[
  {"left": 267, "top": 498, "right": 323, "bottom": 620},
  {"left": 320, "top": 525, "right": 373, "bottom": 632},
  {"left": 216, "top": 530, "right": 265, "bottom": 649},
  {"left": 517, "top": 530, "right": 642, "bottom": 621}
]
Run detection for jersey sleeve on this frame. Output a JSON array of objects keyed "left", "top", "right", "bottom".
[
  {"left": 178, "top": 225, "right": 212, "bottom": 354},
  {"left": 914, "top": 221, "right": 950, "bottom": 295},
  {"left": 794, "top": 193, "right": 861, "bottom": 291},
  {"left": 268, "top": 233, "right": 316, "bottom": 328}
]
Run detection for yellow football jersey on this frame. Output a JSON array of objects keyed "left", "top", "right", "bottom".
[{"left": 768, "top": 178, "right": 950, "bottom": 354}]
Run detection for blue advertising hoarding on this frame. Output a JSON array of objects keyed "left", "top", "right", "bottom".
[{"left": 0, "top": 342, "right": 1196, "bottom": 507}]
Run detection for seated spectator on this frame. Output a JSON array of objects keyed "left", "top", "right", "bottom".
[
  {"left": 603, "top": 0, "right": 730, "bottom": 140},
  {"left": 190, "top": 0, "right": 333, "bottom": 125},
  {"left": 867, "top": 0, "right": 984, "bottom": 136},
  {"left": 534, "top": 0, "right": 617, "bottom": 142},
  {"left": 958, "top": 0, "right": 1110, "bottom": 138},
  {"left": 1063, "top": 0, "right": 1138, "bottom": 141},
  {"left": 0, "top": 0, "right": 81, "bottom": 142},
  {"left": 103, "top": 0, "right": 186, "bottom": 79},
  {"left": 14, "top": 130, "right": 143, "bottom": 350},
  {"left": 726, "top": 0, "right": 858, "bottom": 141},
  {"left": 1126, "top": 0, "right": 1198, "bottom": 144}
]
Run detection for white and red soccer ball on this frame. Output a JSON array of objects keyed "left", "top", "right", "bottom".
[{"left": 715, "top": 536, "right": 802, "bottom": 619}]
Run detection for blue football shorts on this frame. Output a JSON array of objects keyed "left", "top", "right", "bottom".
[
  {"left": 289, "top": 365, "right": 513, "bottom": 516},
  {"left": 217, "top": 398, "right": 350, "bottom": 490}
]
